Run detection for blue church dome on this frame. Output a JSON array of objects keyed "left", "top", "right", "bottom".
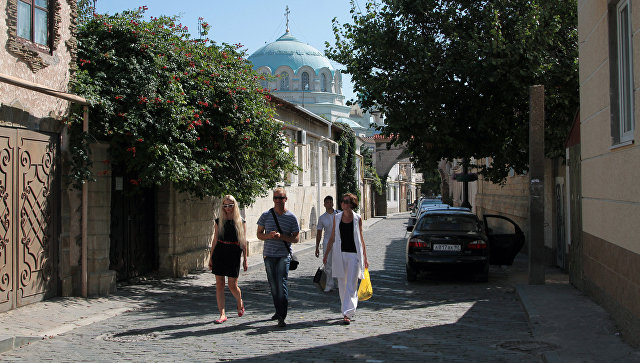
[{"left": 248, "top": 31, "right": 334, "bottom": 75}]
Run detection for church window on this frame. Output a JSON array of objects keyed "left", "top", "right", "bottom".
[
  {"left": 17, "top": 0, "right": 50, "bottom": 46},
  {"left": 321, "top": 73, "right": 327, "bottom": 92},
  {"left": 301, "top": 72, "right": 310, "bottom": 91},
  {"left": 260, "top": 72, "right": 269, "bottom": 89},
  {"left": 280, "top": 72, "right": 290, "bottom": 90}
]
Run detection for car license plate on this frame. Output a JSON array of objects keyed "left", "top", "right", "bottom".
[{"left": 433, "top": 244, "right": 461, "bottom": 252}]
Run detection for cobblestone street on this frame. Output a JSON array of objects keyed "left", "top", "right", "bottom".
[{"left": 2, "top": 214, "right": 542, "bottom": 362}]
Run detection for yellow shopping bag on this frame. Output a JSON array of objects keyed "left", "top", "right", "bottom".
[{"left": 358, "top": 268, "right": 372, "bottom": 301}]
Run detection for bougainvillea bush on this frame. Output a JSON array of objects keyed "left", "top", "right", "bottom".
[{"left": 71, "top": 8, "right": 296, "bottom": 204}]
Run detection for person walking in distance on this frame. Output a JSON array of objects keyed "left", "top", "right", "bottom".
[
  {"left": 315, "top": 195, "right": 337, "bottom": 292},
  {"left": 208, "top": 195, "right": 248, "bottom": 324},
  {"left": 257, "top": 187, "right": 300, "bottom": 327},
  {"left": 323, "top": 193, "right": 369, "bottom": 325}
]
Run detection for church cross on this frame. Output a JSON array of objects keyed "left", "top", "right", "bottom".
[{"left": 285, "top": 6, "right": 290, "bottom": 32}]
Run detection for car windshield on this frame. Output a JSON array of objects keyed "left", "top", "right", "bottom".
[
  {"left": 415, "top": 215, "right": 481, "bottom": 232},
  {"left": 420, "top": 199, "right": 442, "bottom": 206}
]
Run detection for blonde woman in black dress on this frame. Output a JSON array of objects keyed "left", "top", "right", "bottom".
[{"left": 208, "top": 195, "right": 248, "bottom": 324}]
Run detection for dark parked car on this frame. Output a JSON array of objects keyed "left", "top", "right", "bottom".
[
  {"left": 408, "top": 199, "right": 446, "bottom": 227},
  {"left": 405, "top": 211, "right": 524, "bottom": 282}
]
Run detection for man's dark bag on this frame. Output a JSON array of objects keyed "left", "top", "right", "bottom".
[
  {"left": 313, "top": 265, "right": 323, "bottom": 283},
  {"left": 270, "top": 208, "right": 299, "bottom": 270}
]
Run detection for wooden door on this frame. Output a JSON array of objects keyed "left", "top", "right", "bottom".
[
  {"left": 0, "top": 128, "right": 16, "bottom": 312},
  {"left": 0, "top": 128, "right": 58, "bottom": 312}
]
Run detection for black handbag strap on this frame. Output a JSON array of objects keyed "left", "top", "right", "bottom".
[{"left": 270, "top": 208, "right": 291, "bottom": 254}]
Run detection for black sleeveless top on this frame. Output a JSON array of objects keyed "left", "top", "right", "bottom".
[
  {"left": 339, "top": 220, "right": 356, "bottom": 253},
  {"left": 216, "top": 218, "right": 240, "bottom": 242}
]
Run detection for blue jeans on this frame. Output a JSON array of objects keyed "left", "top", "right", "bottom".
[{"left": 264, "top": 255, "right": 290, "bottom": 320}]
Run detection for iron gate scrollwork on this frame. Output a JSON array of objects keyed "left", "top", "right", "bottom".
[
  {"left": 0, "top": 128, "right": 58, "bottom": 313},
  {"left": 0, "top": 130, "right": 15, "bottom": 311}
]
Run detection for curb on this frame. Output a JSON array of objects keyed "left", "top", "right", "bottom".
[{"left": 0, "top": 336, "right": 41, "bottom": 354}]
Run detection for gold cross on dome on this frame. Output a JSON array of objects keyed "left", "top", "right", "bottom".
[{"left": 285, "top": 6, "right": 290, "bottom": 32}]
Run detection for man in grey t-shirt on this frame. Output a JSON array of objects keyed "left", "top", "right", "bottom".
[
  {"left": 315, "top": 195, "right": 337, "bottom": 292},
  {"left": 257, "top": 187, "right": 300, "bottom": 328}
]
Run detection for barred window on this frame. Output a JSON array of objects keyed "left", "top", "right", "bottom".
[{"left": 280, "top": 72, "right": 290, "bottom": 90}]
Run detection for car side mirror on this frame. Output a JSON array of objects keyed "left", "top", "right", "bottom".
[{"left": 407, "top": 225, "right": 414, "bottom": 232}]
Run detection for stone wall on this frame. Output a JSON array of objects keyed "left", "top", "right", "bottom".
[
  {"left": 85, "top": 144, "right": 116, "bottom": 296},
  {"left": 473, "top": 158, "right": 564, "bottom": 266},
  {"left": 156, "top": 184, "right": 216, "bottom": 277}
]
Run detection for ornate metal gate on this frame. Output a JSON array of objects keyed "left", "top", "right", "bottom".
[
  {"left": 110, "top": 170, "right": 156, "bottom": 281},
  {"left": 0, "top": 128, "right": 58, "bottom": 313}
]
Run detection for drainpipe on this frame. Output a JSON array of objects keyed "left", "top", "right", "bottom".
[{"left": 82, "top": 106, "right": 88, "bottom": 298}]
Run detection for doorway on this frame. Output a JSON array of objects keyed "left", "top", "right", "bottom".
[{"left": 109, "top": 170, "right": 156, "bottom": 281}]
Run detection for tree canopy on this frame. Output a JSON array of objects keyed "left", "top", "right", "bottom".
[
  {"left": 70, "top": 8, "right": 296, "bottom": 205},
  {"left": 335, "top": 122, "right": 360, "bottom": 205},
  {"left": 326, "top": 0, "right": 578, "bottom": 183}
]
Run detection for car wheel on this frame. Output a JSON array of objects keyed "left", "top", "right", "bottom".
[{"left": 406, "top": 266, "right": 418, "bottom": 282}]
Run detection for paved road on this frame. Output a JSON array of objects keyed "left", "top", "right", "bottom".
[{"left": 1, "top": 213, "right": 542, "bottom": 362}]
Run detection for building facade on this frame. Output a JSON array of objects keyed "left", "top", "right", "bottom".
[
  {"left": 578, "top": 0, "right": 640, "bottom": 347},
  {"left": 0, "top": 0, "right": 116, "bottom": 311}
]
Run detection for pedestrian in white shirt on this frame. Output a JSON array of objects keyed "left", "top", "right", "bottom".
[
  {"left": 315, "top": 195, "right": 338, "bottom": 292},
  {"left": 323, "top": 193, "right": 369, "bottom": 325}
]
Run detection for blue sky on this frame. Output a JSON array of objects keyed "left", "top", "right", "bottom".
[{"left": 95, "top": 0, "right": 361, "bottom": 102}]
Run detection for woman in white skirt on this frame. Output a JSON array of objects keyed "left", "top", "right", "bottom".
[{"left": 323, "top": 193, "right": 369, "bottom": 325}]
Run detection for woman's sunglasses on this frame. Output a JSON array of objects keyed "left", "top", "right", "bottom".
[{"left": 222, "top": 204, "right": 234, "bottom": 208}]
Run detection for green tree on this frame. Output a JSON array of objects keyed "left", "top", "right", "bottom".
[
  {"left": 77, "top": 0, "right": 95, "bottom": 23},
  {"left": 360, "top": 144, "right": 382, "bottom": 194},
  {"left": 418, "top": 166, "right": 441, "bottom": 197},
  {"left": 335, "top": 123, "right": 360, "bottom": 206},
  {"left": 70, "top": 8, "right": 296, "bottom": 205},
  {"left": 327, "top": 0, "right": 578, "bottom": 183}
]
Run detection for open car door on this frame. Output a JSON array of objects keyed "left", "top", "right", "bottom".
[{"left": 483, "top": 214, "right": 525, "bottom": 265}]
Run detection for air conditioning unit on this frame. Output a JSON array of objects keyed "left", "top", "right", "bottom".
[
  {"left": 295, "top": 130, "right": 307, "bottom": 145},
  {"left": 328, "top": 142, "right": 339, "bottom": 156}
]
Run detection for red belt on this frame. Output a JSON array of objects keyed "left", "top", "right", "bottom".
[{"left": 217, "top": 240, "right": 238, "bottom": 245}]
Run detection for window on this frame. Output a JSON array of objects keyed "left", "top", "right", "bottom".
[
  {"left": 322, "top": 146, "right": 328, "bottom": 185},
  {"left": 331, "top": 156, "right": 336, "bottom": 185},
  {"left": 17, "top": 0, "right": 49, "bottom": 46},
  {"left": 310, "top": 141, "right": 317, "bottom": 185},
  {"left": 260, "top": 72, "right": 269, "bottom": 89},
  {"left": 280, "top": 72, "right": 290, "bottom": 90},
  {"left": 285, "top": 133, "right": 294, "bottom": 186},
  {"left": 301, "top": 72, "right": 310, "bottom": 91},
  {"left": 297, "top": 144, "right": 305, "bottom": 186},
  {"left": 609, "top": 0, "right": 635, "bottom": 145},
  {"left": 321, "top": 73, "right": 327, "bottom": 92}
]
